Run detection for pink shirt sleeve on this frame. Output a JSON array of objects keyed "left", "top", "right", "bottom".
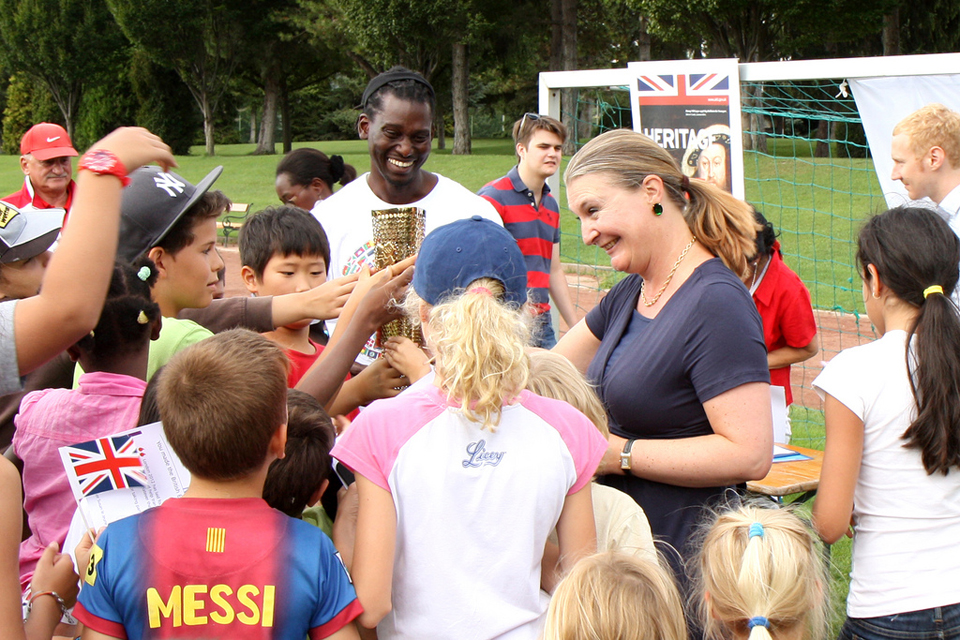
[
  {"left": 332, "top": 390, "right": 446, "bottom": 491},
  {"left": 517, "top": 390, "right": 608, "bottom": 495}
]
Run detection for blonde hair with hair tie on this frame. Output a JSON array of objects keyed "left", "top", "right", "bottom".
[
  {"left": 542, "top": 550, "right": 688, "bottom": 640},
  {"left": 564, "top": 129, "right": 759, "bottom": 278},
  {"left": 526, "top": 350, "right": 609, "bottom": 437},
  {"left": 695, "top": 505, "right": 829, "bottom": 640},
  {"left": 406, "top": 277, "right": 530, "bottom": 430}
]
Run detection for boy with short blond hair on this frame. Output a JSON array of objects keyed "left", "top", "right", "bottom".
[
  {"left": 891, "top": 103, "right": 960, "bottom": 305},
  {"left": 74, "top": 329, "right": 362, "bottom": 640}
]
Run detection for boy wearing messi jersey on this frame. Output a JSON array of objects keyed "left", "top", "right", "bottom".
[{"left": 75, "top": 329, "right": 362, "bottom": 640}]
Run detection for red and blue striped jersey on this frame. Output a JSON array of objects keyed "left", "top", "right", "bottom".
[
  {"left": 75, "top": 497, "right": 361, "bottom": 639},
  {"left": 478, "top": 166, "right": 560, "bottom": 314}
]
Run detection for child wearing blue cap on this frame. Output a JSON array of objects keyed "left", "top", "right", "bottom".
[{"left": 332, "top": 215, "right": 607, "bottom": 640}]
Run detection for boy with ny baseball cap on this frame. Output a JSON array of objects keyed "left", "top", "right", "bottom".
[{"left": 73, "top": 166, "right": 228, "bottom": 384}]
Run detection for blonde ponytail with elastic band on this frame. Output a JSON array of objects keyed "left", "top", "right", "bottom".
[{"left": 695, "top": 506, "right": 828, "bottom": 640}]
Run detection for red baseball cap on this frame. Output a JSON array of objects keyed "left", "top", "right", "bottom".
[{"left": 20, "top": 123, "right": 78, "bottom": 161}]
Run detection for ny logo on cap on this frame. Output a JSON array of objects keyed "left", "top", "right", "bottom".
[{"left": 154, "top": 173, "right": 186, "bottom": 197}]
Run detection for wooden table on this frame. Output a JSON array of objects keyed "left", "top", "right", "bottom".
[{"left": 747, "top": 444, "right": 824, "bottom": 501}]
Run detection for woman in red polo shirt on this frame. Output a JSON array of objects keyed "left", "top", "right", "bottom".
[{"left": 745, "top": 208, "right": 819, "bottom": 439}]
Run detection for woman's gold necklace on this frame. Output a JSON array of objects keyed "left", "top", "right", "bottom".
[{"left": 639, "top": 237, "right": 697, "bottom": 307}]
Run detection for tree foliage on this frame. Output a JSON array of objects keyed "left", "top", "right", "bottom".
[
  {"left": 0, "top": 0, "right": 957, "bottom": 158},
  {"left": 128, "top": 49, "right": 202, "bottom": 155},
  {"left": 0, "top": 0, "right": 124, "bottom": 137},
  {"left": 640, "top": 0, "right": 896, "bottom": 61},
  {"left": 1, "top": 74, "right": 60, "bottom": 154},
  {"left": 107, "top": 0, "right": 248, "bottom": 155}
]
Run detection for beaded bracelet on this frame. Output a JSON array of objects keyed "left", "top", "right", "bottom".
[{"left": 24, "top": 589, "right": 67, "bottom": 621}]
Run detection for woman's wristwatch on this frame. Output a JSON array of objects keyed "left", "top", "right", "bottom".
[{"left": 620, "top": 439, "right": 636, "bottom": 472}]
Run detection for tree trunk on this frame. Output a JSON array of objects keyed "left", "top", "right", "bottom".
[
  {"left": 202, "top": 93, "right": 215, "bottom": 156},
  {"left": 63, "top": 110, "right": 75, "bottom": 142},
  {"left": 47, "top": 83, "right": 78, "bottom": 141},
  {"left": 254, "top": 72, "right": 279, "bottom": 155},
  {"left": 280, "top": 77, "right": 292, "bottom": 154},
  {"left": 560, "top": 0, "right": 577, "bottom": 155},
  {"left": 883, "top": 7, "right": 900, "bottom": 55},
  {"left": 578, "top": 100, "right": 594, "bottom": 142},
  {"left": 452, "top": 43, "right": 471, "bottom": 155},
  {"left": 814, "top": 119, "right": 830, "bottom": 158},
  {"left": 550, "top": 0, "right": 563, "bottom": 71},
  {"left": 637, "top": 16, "right": 651, "bottom": 61},
  {"left": 747, "top": 83, "right": 767, "bottom": 153},
  {"left": 249, "top": 107, "right": 257, "bottom": 144},
  {"left": 436, "top": 107, "right": 446, "bottom": 150}
]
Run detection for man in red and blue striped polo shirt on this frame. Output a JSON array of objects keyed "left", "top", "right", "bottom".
[{"left": 478, "top": 114, "right": 577, "bottom": 348}]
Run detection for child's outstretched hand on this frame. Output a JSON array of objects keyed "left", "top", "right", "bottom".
[
  {"left": 356, "top": 357, "right": 408, "bottom": 403},
  {"left": 87, "top": 126, "right": 176, "bottom": 174},
  {"left": 333, "top": 414, "right": 352, "bottom": 436},
  {"left": 301, "top": 273, "right": 359, "bottom": 321},
  {"left": 383, "top": 337, "right": 431, "bottom": 383},
  {"left": 349, "top": 255, "right": 417, "bottom": 335},
  {"left": 31, "top": 542, "right": 79, "bottom": 608}
]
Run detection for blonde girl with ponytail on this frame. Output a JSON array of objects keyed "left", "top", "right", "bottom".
[
  {"left": 332, "top": 216, "right": 607, "bottom": 640},
  {"left": 696, "top": 505, "right": 829, "bottom": 640}
]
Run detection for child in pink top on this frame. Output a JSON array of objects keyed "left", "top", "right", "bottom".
[
  {"left": 333, "top": 217, "right": 606, "bottom": 639},
  {"left": 14, "top": 259, "right": 161, "bottom": 591}
]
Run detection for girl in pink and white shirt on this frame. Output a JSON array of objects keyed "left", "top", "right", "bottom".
[
  {"left": 14, "top": 259, "right": 161, "bottom": 592},
  {"left": 333, "top": 216, "right": 606, "bottom": 640}
]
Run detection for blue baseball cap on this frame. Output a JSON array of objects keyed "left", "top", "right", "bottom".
[{"left": 412, "top": 215, "right": 527, "bottom": 306}]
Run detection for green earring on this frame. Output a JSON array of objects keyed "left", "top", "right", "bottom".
[{"left": 653, "top": 202, "right": 663, "bottom": 216}]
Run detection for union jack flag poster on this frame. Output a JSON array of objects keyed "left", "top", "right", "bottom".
[
  {"left": 633, "top": 72, "right": 730, "bottom": 106},
  {"left": 628, "top": 58, "right": 745, "bottom": 199},
  {"left": 60, "top": 433, "right": 147, "bottom": 499}
]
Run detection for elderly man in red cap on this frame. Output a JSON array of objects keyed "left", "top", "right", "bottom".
[{"left": 2, "top": 123, "right": 78, "bottom": 213}]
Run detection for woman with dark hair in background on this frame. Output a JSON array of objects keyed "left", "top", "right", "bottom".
[{"left": 275, "top": 148, "right": 357, "bottom": 213}]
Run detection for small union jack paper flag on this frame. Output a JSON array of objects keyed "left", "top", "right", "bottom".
[{"left": 60, "top": 433, "right": 147, "bottom": 499}]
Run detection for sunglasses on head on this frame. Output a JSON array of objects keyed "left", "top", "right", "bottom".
[{"left": 520, "top": 112, "right": 541, "bottom": 130}]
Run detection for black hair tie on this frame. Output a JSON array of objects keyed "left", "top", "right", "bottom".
[{"left": 330, "top": 155, "right": 345, "bottom": 182}]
